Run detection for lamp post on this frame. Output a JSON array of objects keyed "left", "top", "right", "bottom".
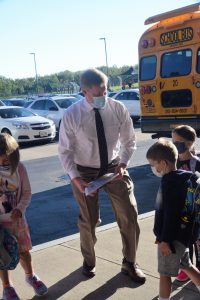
[
  {"left": 99, "top": 37, "right": 109, "bottom": 77},
  {"left": 29, "top": 52, "right": 38, "bottom": 94}
]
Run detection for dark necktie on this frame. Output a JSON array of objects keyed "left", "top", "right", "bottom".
[{"left": 94, "top": 108, "right": 108, "bottom": 177}]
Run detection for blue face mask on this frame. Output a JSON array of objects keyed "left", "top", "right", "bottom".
[
  {"left": 92, "top": 95, "right": 107, "bottom": 109},
  {"left": 173, "top": 141, "right": 187, "bottom": 154}
]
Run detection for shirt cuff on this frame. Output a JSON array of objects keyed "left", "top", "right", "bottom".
[
  {"left": 68, "top": 169, "right": 81, "bottom": 180},
  {"left": 119, "top": 158, "right": 129, "bottom": 166}
]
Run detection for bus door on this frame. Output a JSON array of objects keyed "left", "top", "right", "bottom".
[
  {"left": 194, "top": 48, "right": 200, "bottom": 116},
  {"left": 158, "top": 47, "right": 195, "bottom": 119}
]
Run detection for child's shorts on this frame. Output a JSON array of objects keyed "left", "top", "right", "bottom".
[{"left": 158, "top": 240, "right": 192, "bottom": 277}]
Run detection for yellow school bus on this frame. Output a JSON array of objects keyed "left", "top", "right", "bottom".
[{"left": 138, "top": 3, "right": 200, "bottom": 138}]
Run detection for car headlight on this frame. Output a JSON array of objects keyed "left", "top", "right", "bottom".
[
  {"left": 12, "top": 122, "right": 29, "bottom": 129},
  {"left": 50, "top": 121, "right": 55, "bottom": 127}
]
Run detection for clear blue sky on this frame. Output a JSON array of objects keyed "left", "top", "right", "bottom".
[{"left": 0, "top": 0, "right": 197, "bottom": 79}]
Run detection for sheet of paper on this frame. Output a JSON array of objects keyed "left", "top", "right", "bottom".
[{"left": 85, "top": 173, "right": 119, "bottom": 196}]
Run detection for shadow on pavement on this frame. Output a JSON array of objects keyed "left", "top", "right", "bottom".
[
  {"left": 81, "top": 273, "right": 144, "bottom": 300},
  {"left": 30, "top": 267, "right": 89, "bottom": 300},
  {"left": 27, "top": 164, "right": 160, "bottom": 246},
  {"left": 151, "top": 280, "right": 200, "bottom": 300}
]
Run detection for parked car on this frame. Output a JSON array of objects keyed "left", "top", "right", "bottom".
[
  {"left": 0, "top": 106, "right": 56, "bottom": 143},
  {"left": 25, "top": 96, "right": 78, "bottom": 130},
  {"left": 113, "top": 89, "right": 140, "bottom": 121},
  {"left": 0, "top": 100, "right": 5, "bottom": 106},
  {"left": 70, "top": 93, "right": 84, "bottom": 100},
  {"left": 2, "top": 98, "right": 26, "bottom": 107},
  {"left": 108, "top": 91, "right": 117, "bottom": 98}
]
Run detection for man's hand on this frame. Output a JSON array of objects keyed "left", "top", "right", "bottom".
[
  {"left": 72, "top": 177, "right": 89, "bottom": 193},
  {"left": 11, "top": 209, "right": 22, "bottom": 221},
  {"left": 113, "top": 163, "right": 127, "bottom": 180},
  {"left": 159, "top": 242, "right": 172, "bottom": 256}
]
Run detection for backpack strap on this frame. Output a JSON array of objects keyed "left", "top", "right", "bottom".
[{"left": 190, "top": 156, "right": 200, "bottom": 173}]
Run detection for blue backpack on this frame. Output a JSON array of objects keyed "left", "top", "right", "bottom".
[{"left": 0, "top": 227, "right": 19, "bottom": 270}]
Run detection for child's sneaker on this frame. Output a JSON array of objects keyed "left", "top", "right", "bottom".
[
  {"left": 176, "top": 270, "right": 189, "bottom": 281},
  {"left": 2, "top": 286, "right": 20, "bottom": 300},
  {"left": 26, "top": 274, "right": 48, "bottom": 296}
]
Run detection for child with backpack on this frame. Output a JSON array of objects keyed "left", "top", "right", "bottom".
[
  {"left": 0, "top": 134, "right": 48, "bottom": 300},
  {"left": 172, "top": 125, "right": 200, "bottom": 282},
  {"left": 146, "top": 139, "right": 200, "bottom": 300}
]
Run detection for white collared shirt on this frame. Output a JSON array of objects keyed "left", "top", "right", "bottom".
[{"left": 58, "top": 97, "right": 136, "bottom": 179}]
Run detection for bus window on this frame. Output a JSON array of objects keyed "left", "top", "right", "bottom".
[
  {"left": 161, "top": 89, "right": 192, "bottom": 108},
  {"left": 197, "top": 49, "right": 200, "bottom": 74},
  {"left": 140, "top": 55, "right": 156, "bottom": 81},
  {"left": 161, "top": 49, "right": 192, "bottom": 78}
]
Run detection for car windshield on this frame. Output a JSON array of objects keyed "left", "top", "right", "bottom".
[
  {"left": 0, "top": 107, "right": 35, "bottom": 119},
  {"left": 54, "top": 98, "right": 77, "bottom": 108}
]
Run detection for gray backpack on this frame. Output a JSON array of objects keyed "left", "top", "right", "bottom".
[
  {"left": 0, "top": 227, "right": 19, "bottom": 270},
  {"left": 190, "top": 156, "right": 200, "bottom": 173}
]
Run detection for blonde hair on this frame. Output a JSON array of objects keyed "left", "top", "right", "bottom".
[
  {"left": 80, "top": 68, "right": 108, "bottom": 89},
  {"left": 0, "top": 133, "right": 19, "bottom": 174},
  {"left": 146, "top": 138, "right": 178, "bottom": 164}
]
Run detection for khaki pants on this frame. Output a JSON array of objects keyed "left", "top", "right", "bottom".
[{"left": 71, "top": 165, "right": 140, "bottom": 267}]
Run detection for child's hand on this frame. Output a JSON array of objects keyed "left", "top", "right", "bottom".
[
  {"left": 11, "top": 209, "right": 22, "bottom": 221},
  {"left": 159, "top": 242, "right": 172, "bottom": 256}
]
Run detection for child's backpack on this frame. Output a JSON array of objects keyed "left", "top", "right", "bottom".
[
  {"left": 189, "top": 155, "right": 200, "bottom": 173},
  {"left": 0, "top": 227, "right": 19, "bottom": 270},
  {"left": 180, "top": 172, "right": 200, "bottom": 240}
]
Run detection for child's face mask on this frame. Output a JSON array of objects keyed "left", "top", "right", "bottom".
[
  {"left": 173, "top": 141, "right": 188, "bottom": 154},
  {"left": 0, "top": 165, "right": 10, "bottom": 171},
  {"left": 0, "top": 155, "right": 10, "bottom": 171},
  {"left": 151, "top": 166, "right": 164, "bottom": 177}
]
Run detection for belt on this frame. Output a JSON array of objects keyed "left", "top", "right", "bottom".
[{"left": 77, "top": 157, "right": 120, "bottom": 172}]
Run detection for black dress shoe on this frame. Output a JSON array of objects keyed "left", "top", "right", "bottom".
[
  {"left": 121, "top": 258, "right": 146, "bottom": 284},
  {"left": 82, "top": 261, "right": 96, "bottom": 278}
]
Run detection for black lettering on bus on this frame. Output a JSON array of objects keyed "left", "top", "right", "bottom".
[
  {"left": 173, "top": 80, "right": 178, "bottom": 87},
  {"left": 160, "top": 82, "right": 165, "bottom": 89}
]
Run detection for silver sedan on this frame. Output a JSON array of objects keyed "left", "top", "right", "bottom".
[{"left": 0, "top": 106, "right": 56, "bottom": 143}]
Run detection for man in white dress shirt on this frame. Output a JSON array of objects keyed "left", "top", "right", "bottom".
[{"left": 58, "top": 68, "right": 146, "bottom": 283}]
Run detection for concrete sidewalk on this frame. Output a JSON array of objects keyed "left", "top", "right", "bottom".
[{"left": 1, "top": 213, "right": 199, "bottom": 300}]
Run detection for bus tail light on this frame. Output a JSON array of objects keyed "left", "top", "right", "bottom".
[
  {"left": 140, "top": 86, "right": 146, "bottom": 95},
  {"left": 148, "top": 38, "right": 156, "bottom": 47},
  {"left": 195, "top": 81, "right": 200, "bottom": 88},
  {"left": 145, "top": 86, "right": 151, "bottom": 94},
  {"left": 141, "top": 40, "right": 148, "bottom": 48},
  {"left": 151, "top": 85, "right": 157, "bottom": 92}
]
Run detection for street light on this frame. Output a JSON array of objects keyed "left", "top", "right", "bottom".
[
  {"left": 29, "top": 52, "right": 38, "bottom": 94},
  {"left": 99, "top": 37, "right": 109, "bottom": 77}
]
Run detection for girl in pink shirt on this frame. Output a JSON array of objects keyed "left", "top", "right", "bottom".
[{"left": 0, "top": 133, "right": 48, "bottom": 300}]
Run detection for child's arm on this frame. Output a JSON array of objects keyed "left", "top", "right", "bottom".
[
  {"left": 161, "top": 181, "right": 184, "bottom": 245},
  {"left": 15, "top": 162, "right": 32, "bottom": 215}
]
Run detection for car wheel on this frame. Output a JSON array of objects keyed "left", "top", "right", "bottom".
[{"left": 1, "top": 128, "right": 12, "bottom": 135}]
